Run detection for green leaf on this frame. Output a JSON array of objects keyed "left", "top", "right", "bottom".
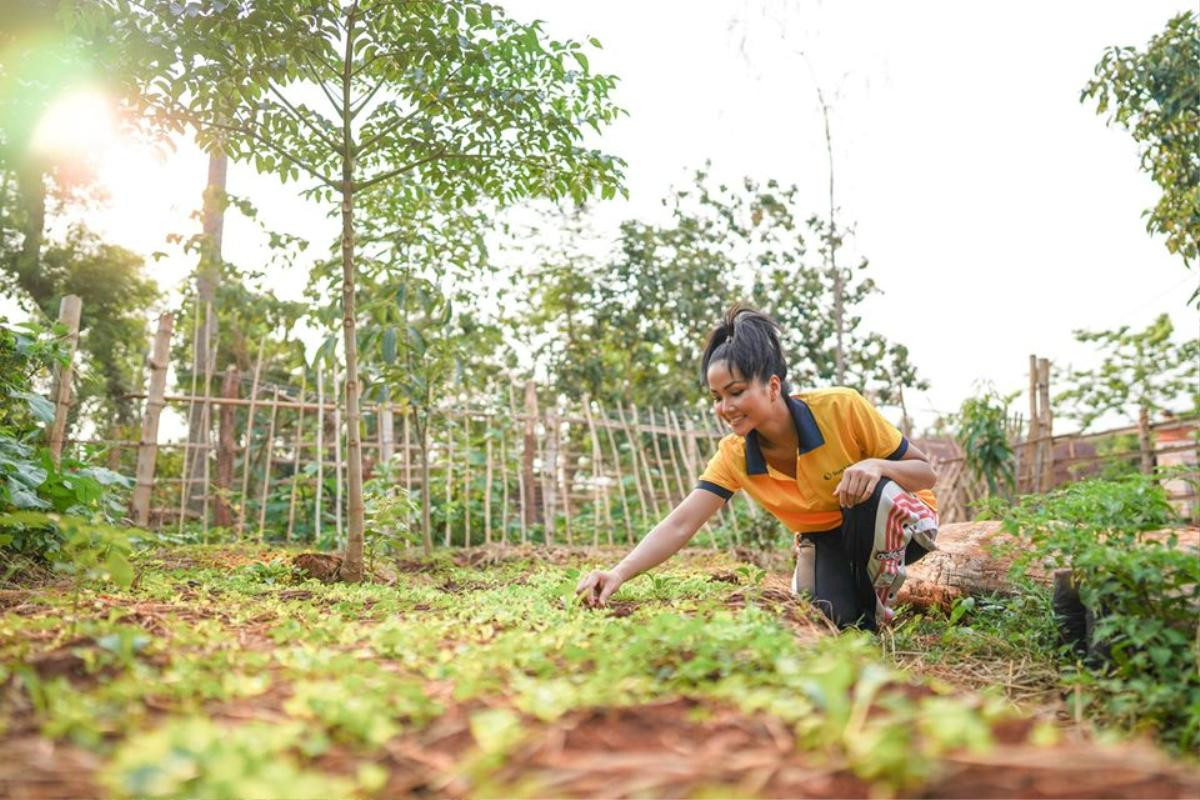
[
  {"left": 382, "top": 327, "right": 397, "bottom": 365},
  {"left": 15, "top": 392, "right": 56, "bottom": 425},
  {"left": 106, "top": 551, "right": 134, "bottom": 588}
]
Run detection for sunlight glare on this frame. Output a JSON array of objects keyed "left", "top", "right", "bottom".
[{"left": 29, "top": 86, "right": 117, "bottom": 165}]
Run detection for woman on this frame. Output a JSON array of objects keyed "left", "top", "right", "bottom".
[{"left": 574, "top": 305, "right": 939, "bottom": 631}]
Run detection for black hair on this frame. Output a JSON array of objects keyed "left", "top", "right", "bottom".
[{"left": 700, "top": 304, "right": 790, "bottom": 394}]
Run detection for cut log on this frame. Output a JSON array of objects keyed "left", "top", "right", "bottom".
[{"left": 897, "top": 521, "right": 1199, "bottom": 610}]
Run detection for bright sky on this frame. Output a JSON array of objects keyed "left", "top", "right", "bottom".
[{"left": 36, "top": 0, "right": 1199, "bottom": 435}]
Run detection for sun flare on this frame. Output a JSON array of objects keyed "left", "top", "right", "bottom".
[{"left": 29, "top": 86, "right": 117, "bottom": 163}]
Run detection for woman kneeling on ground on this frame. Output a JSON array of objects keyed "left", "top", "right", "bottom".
[{"left": 575, "top": 305, "right": 940, "bottom": 631}]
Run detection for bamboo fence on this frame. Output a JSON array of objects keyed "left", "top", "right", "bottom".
[{"left": 53, "top": 312, "right": 1200, "bottom": 543}]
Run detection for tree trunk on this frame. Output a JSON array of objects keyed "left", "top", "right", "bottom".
[
  {"left": 186, "top": 149, "right": 228, "bottom": 512},
  {"left": 12, "top": 161, "right": 53, "bottom": 302},
  {"left": 1137, "top": 403, "right": 1154, "bottom": 475},
  {"left": 338, "top": 9, "right": 365, "bottom": 581},
  {"left": 816, "top": 87, "right": 844, "bottom": 386},
  {"left": 214, "top": 364, "right": 239, "bottom": 528}
]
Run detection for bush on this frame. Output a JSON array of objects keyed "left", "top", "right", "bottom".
[
  {"left": 993, "top": 474, "right": 1198, "bottom": 750},
  {"left": 0, "top": 318, "right": 133, "bottom": 567}
]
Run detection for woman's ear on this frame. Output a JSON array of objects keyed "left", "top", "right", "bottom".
[{"left": 769, "top": 374, "right": 782, "bottom": 401}]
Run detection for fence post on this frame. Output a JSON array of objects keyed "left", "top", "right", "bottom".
[
  {"left": 130, "top": 312, "right": 173, "bottom": 526},
  {"left": 380, "top": 388, "right": 395, "bottom": 462},
  {"left": 47, "top": 295, "right": 83, "bottom": 464},
  {"left": 1028, "top": 354, "right": 1041, "bottom": 494},
  {"left": 257, "top": 389, "right": 281, "bottom": 541},
  {"left": 1038, "top": 357, "right": 1053, "bottom": 491},
  {"left": 214, "top": 364, "right": 239, "bottom": 528},
  {"left": 237, "top": 341, "right": 265, "bottom": 538},
  {"left": 315, "top": 363, "right": 324, "bottom": 543},
  {"left": 523, "top": 381, "right": 538, "bottom": 528},
  {"left": 543, "top": 409, "right": 558, "bottom": 543},
  {"left": 286, "top": 370, "right": 307, "bottom": 543},
  {"left": 583, "top": 396, "right": 610, "bottom": 546}
]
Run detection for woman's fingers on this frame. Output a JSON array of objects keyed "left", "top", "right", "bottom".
[
  {"left": 597, "top": 579, "right": 618, "bottom": 606},
  {"left": 575, "top": 572, "right": 598, "bottom": 598}
]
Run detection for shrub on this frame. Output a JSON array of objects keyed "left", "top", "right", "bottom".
[
  {"left": 993, "top": 474, "right": 1198, "bottom": 750},
  {"left": 0, "top": 318, "right": 133, "bottom": 568}
]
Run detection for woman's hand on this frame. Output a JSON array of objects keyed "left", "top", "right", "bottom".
[
  {"left": 575, "top": 569, "right": 625, "bottom": 608},
  {"left": 833, "top": 459, "right": 883, "bottom": 507}
]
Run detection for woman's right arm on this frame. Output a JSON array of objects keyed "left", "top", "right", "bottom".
[{"left": 575, "top": 488, "right": 727, "bottom": 607}]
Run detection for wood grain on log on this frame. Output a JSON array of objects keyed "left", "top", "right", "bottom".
[{"left": 897, "top": 522, "right": 1199, "bottom": 610}]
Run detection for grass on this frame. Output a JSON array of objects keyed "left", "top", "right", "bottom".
[{"left": 1, "top": 542, "right": 1196, "bottom": 799}]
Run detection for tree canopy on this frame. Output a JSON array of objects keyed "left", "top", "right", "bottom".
[{"left": 1082, "top": 11, "right": 1200, "bottom": 276}]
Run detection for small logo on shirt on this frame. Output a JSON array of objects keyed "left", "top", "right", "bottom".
[{"left": 823, "top": 464, "right": 851, "bottom": 481}]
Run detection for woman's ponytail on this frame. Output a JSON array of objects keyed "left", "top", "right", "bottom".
[{"left": 700, "top": 304, "right": 789, "bottom": 393}]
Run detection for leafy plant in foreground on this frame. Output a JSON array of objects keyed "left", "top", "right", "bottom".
[
  {"left": 0, "top": 318, "right": 133, "bottom": 569},
  {"left": 994, "top": 474, "right": 1198, "bottom": 750}
]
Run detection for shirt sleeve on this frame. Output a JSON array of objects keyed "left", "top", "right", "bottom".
[
  {"left": 696, "top": 437, "right": 741, "bottom": 501},
  {"left": 846, "top": 389, "right": 908, "bottom": 461}
]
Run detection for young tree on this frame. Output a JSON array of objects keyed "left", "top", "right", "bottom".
[
  {"left": 104, "top": 0, "right": 624, "bottom": 579},
  {"left": 955, "top": 387, "right": 1017, "bottom": 500},
  {"left": 1082, "top": 11, "right": 1200, "bottom": 278},
  {"left": 1056, "top": 314, "right": 1199, "bottom": 474},
  {"left": 310, "top": 183, "right": 501, "bottom": 555}
]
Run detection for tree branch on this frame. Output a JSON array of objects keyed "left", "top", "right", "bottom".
[
  {"left": 294, "top": 46, "right": 345, "bottom": 116},
  {"left": 349, "top": 76, "right": 388, "bottom": 121},
  {"left": 355, "top": 148, "right": 450, "bottom": 192},
  {"left": 184, "top": 111, "right": 340, "bottom": 189},
  {"left": 264, "top": 82, "right": 342, "bottom": 153},
  {"left": 355, "top": 62, "right": 470, "bottom": 154}
]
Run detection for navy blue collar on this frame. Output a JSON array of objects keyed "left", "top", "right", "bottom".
[{"left": 744, "top": 394, "right": 826, "bottom": 475}]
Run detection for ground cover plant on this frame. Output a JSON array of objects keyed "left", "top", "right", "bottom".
[{"left": 3, "top": 539, "right": 1199, "bottom": 798}]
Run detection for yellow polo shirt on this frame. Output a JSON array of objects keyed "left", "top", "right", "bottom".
[{"left": 697, "top": 387, "right": 938, "bottom": 533}]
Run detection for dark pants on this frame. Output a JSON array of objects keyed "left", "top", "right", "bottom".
[{"left": 794, "top": 479, "right": 939, "bottom": 631}]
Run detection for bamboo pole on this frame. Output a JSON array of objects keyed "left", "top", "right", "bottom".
[
  {"left": 334, "top": 368, "right": 343, "bottom": 548},
  {"left": 668, "top": 409, "right": 697, "bottom": 484},
  {"left": 541, "top": 409, "right": 557, "bottom": 544},
  {"left": 131, "top": 312, "right": 174, "bottom": 527},
  {"left": 620, "top": 401, "right": 659, "bottom": 522},
  {"left": 379, "top": 389, "right": 395, "bottom": 462},
  {"left": 582, "top": 397, "right": 609, "bottom": 546},
  {"left": 510, "top": 383, "right": 528, "bottom": 545},
  {"left": 177, "top": 303, "right": 202, "bottom": 536},
  {"left": 663, "top": 408, "right": 688, "bottom": 502},
  {"left": 484, "top": 434, "right": 493, "bottom": 546},
  {"left": 236, "top": 340, "right": 265, "bottom": 539},
  {"left": 315, "top": 363, "right": 324, "bottom": 543},
  {"left": 672, "top": 410, "right": 715, "bottom": 548},
  {"left": 199, "top": 312, "right": 217, "bottom": 541},
  {"left": 498, "top": 421, "right": 510, "bottom": 546},
  {"left": 596, "top": 400, "right": 634, "bottom": 544},
  {"left": 444, "top": 410, "right": 454, "bottom": 548},
  {"left": 47, "top": 295, "right": 82, "bottom": 464},
  {"left": 522, "top": 381, "right": 538, "bottom": 532},
  {"left": 286, "top": 370, "right": 307, "bottom": 544},
  {"left": 704, "top": 411, "right": 743, "bottom": 543},
  {"left": 213, "top": 364, "right": 239, "bottom": 528},
  {"left": 257, "top": 388, "right": 280, "bottom": 541},
  {"left": 555, "top": 410, "right": 573, "bottom": 546},
  {"left": 402, "top": 407, "right": 412, "bottom": 535},
  {"left": 1028, "top": 354, "right": 1041, "bottom": 494},
  {"left": 650, "top": 407, "right": 684, "bottom": 505},
  {"left": 463, "top": 411, "right": 472, "bottom": 548},
  {"left": 1038, "top": 357, "right": 1053, "bottom": 492},
  {"left": 641, "top": 404, "right": 671, "bottom": 508}
]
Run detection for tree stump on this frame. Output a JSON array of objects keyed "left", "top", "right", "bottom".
[{"left": 897, "top": 521, "right": 1199, "bottom": 610}]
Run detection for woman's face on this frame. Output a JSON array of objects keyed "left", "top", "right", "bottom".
[{"left": 706, "top": 360, "right": 777, "bottom": 436}]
